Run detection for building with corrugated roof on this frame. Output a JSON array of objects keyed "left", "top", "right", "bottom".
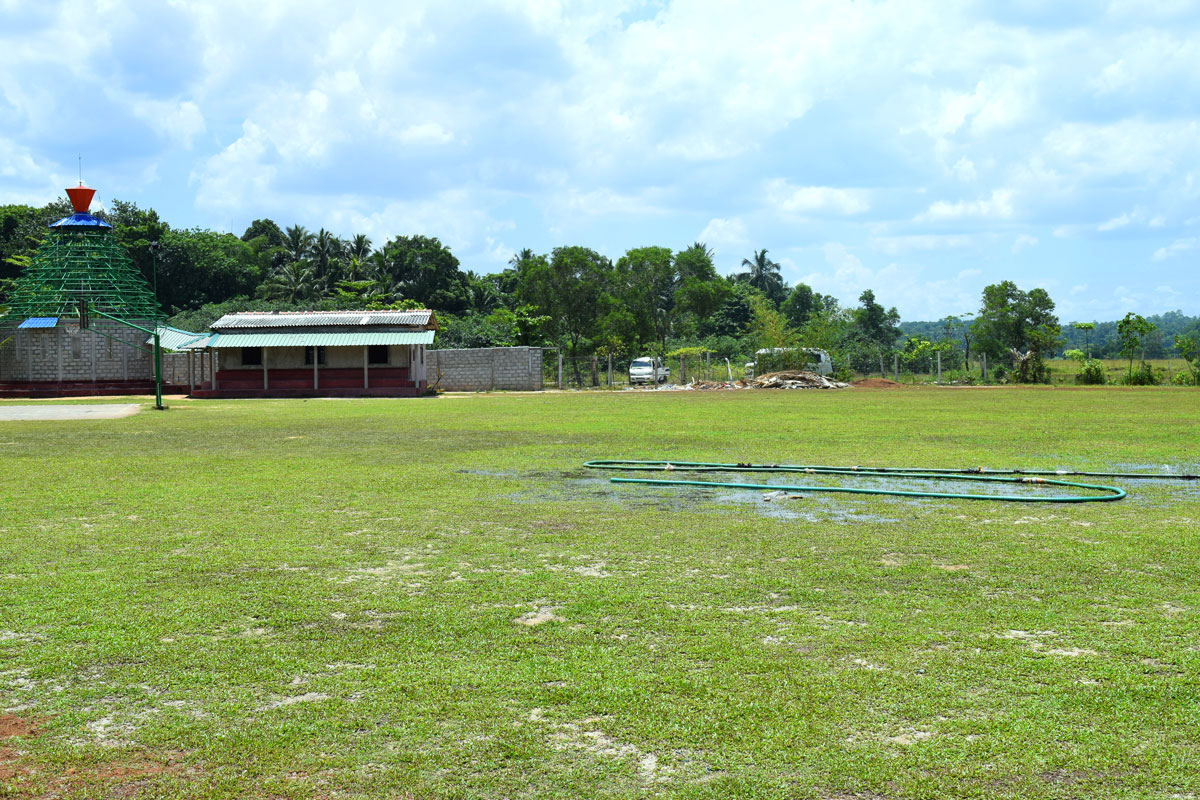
[{"left": 184, "top": 310, "right": 437, "bottom": 397}]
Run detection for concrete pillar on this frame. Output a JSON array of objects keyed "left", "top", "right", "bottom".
[
  {"left": 263, "top": 348, "right": 269, "bottom": 392},
  {"left": 363, "top": 346, "right": 369, "bottom": 389}
]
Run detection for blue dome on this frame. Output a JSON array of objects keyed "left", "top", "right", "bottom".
[{"left": 49, "top": 212, "right": 112, "bottom": 229}]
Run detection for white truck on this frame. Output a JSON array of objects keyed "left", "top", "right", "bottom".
[
  {"left": 744, "top": 348, "right": 833, "bottom": 379},
  {"left": 629, "top": 356, "right": 670, "bottom": 385}
]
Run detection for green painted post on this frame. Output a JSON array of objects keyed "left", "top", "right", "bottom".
[{"left": 153, "top": 331, "right": 164, "bottom": 410}]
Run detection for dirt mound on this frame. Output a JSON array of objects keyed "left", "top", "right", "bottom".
[{"left": 851, "top": 378, "right": 904, "bottom": 388}]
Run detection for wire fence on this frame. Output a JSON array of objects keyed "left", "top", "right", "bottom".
[{"left": 541, "top": 351, "right": 751, "bottom": 389}]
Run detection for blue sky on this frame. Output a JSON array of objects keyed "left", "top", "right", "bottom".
[{"left": 2, "top": 0, "right": 1197, "bottom": 321}]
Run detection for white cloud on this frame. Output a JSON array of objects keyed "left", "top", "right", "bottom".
[
  {"left": 764, "top": 179, "right": 869, "bottom": 215},
  {"left": 698, "top": 217, "right": 748, "bottom": 252},
  {"left": 917, "top": 189, "right": 1014, "bottom": 221},
  {"left": 870, "top": 234, "right": 977, "bottom": 255},
  {"left": 1097, "top": 214, "right": 1131, "bottom": 232},
  {"left": 1012, "top": 234, "right": 1038, "bottom": 253},
  {"left": 1153, "top": 238, "right": 1197, "bottom": 261},
  {"left": 951, "top": 157, "right": 977, "bottom": 182}
]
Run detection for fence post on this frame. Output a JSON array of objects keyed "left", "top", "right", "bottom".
[
  {"left": 893, "top": 354, "right": 899, "bottom": 382},
  {"left": 608, "top": 353, "right": 613, "bottom": 387},
  {"left": 937, "top": 351, "right": 942, "bottom": 383},
  {"left": 590, "top": 355, "right": 599, "bottom": 387},
  {"left": 680, "top": 355, "right": 685, "bottom": 384},
  {"left": 879, "top": 353, "right": 885, "bottom": 378},
  {"left": 982, "top": 353, "right": 987, "bottom": 383},
  {"left": 557, "top": 351, "right": 563, "bottom": 389}
]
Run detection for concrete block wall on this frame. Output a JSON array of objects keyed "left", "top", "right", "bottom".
[
  {"left": 426, "top": 347, "right": 543, "bottom": 391},
  {"left": 0, "top": 321, "right": 152, "bottom": 382}
]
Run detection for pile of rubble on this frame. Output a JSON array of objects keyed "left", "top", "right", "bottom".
[{"left": 687, "top": 370, "right": 850, "bottom": 390}]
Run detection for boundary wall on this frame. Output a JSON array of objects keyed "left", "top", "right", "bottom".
[{"left": 426, "top": 347, "right": 543, "bottom": 392}]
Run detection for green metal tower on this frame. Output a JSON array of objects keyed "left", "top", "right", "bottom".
[{"left": 3, "top": 187, "right": 160, "bottom": 321}]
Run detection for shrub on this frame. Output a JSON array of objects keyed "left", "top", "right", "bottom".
[
  {"left": 1075, "top": 359, "right": 1106, "bottom": 385},
  {"left": 1120, "top": 363, "right": 1161, "bottom": 386}
]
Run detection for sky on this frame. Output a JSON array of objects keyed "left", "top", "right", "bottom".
[{"left": 1, "top": 0, "right": 1198, "bottom": 322}]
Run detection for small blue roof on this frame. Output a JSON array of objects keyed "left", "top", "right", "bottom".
[
  {"left": 18, "top": 317, "right": 59, "bottom": 329},
  {"left": 49, "top": 212, "right": 112, "bottom": 229}
]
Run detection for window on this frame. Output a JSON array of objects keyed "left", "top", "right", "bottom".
[
  {"left": 304, "top": 346, "right": 327, "bottom": 365},
  {"left": 242, "top": 347, "right": 262, "bottom": 366},
  {"left": 367, "top": 345, "right": 389, "bottom": 364}
]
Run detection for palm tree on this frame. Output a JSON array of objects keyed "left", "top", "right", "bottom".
[
  {"left": 283, "top": 225, "right": 314, "bottom": 264},
  {"left": 348, "top": 234, "right": 373, "bottom": 262},
  {"left": 312, "top": 228, "right": 336, "bottom": 282},
  {"left": 509, "top": 248, "right": 535, "bottom": 269},
  {"left": 261, "top": 261, "right": 318, "bottom": 303},
  {"left": 740, "top": 249, "right": 783, "bottom": 296}
]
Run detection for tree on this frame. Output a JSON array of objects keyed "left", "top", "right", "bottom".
[
  {"left": 377, "top": 235, "right": 470, "bottom": 313},
  {"left": 259, "top": 260, "right": 318, "bottom": 303},
  {"left": 1073, "top": 321, "right": 1096, "bottom": 359},
  {"left": 615, "top": 246, "right": 675, "bottom": 353},
  {"left": 749, "top": 294, "right": 800, "bottom": 368},
  {"left": 241, "top": 219, "right": 285, "bottom": 248},
  {"left": 972, "top": 281, "right": 1060, "bottom": 383},
  {"left": 154, "top": 229, "right": 263, "bottom": 312},
  {"left": 283, "top": 225, "right": 314, "bottom": 264},
  {"left": 518, "top": 246, "right": 613, "bottom": 382},
  {"left": 701, "top": 280, "right": 754, "bottom": 339},
  {"left": 738, "top": 249, "right": 785, "bottom": 305},
  {"left": 347, "top": 234, "right": 373, "bottom": 261},
  {"left": 1174, "top": 334, "right": 1200, "bottom": 386},
  {"left": 1116, "top": 312, "right": 1156, "bottom": 384},
  {"left": 781, "top": 283, "right": 826, "bottom": 329}
]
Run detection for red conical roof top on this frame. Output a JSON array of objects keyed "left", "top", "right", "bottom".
[{"left": 66, "top": 185, "right": 95, "bottom": 213}]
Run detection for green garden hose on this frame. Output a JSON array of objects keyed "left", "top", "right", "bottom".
[{"left": 583, "top": 459, "right": 1195, "bottom": 503}]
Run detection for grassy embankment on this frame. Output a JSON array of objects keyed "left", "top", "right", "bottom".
[{"left": 2, "top": 388, "right": 1199, "bottom": 798}]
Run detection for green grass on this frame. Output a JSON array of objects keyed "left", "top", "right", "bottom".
[{"left": 2, "top": 388, "right": 1199, "bottom": 798}]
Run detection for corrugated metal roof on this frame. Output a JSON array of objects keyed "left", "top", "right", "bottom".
[
  {"left": 207, "top": 331, "right": 435, "bottom": 348},
  {"left": 145, "top": 326, "right": 209, "bottom": 352},
  {"left": 18, "top": 317, "right": 59, "bottom": 329},
  {"left": 211, "top": 310, "right": 434, "bottom": 329},
  {"left": 48, "top": 212, "right": 113, "bottom": 229}
]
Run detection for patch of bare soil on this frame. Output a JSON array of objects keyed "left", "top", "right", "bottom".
[
  {"left": 0, "top": 714, "right": 38, "bottom": 739},
  {"left": 0, "top": 713, "right": 184, "bottom": 796},
  {"left": 851, "top": 378, "right": 904, "bottom": 388}
]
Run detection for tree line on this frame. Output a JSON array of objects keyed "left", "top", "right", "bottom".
[{"left": 2, "top": 197, "right": 1198, "bottom": 384}]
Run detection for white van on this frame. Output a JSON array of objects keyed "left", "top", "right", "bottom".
[
  {"left": 745, "top": 348, "right": 832, "bottom": 379},
  {"left": 629, "top": 356, "right": 670, "bottom": 385}
]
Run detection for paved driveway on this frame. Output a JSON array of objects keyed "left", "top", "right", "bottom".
[{"left": 0, "top": 404, "right": 143, "bottom": 421}]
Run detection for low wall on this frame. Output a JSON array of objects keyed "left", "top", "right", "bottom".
[
  {"left": 0, "top": 321, "right": 152, "bottom": 382},
  {"left": 426, "top": 347, "right": 543, "bottom": 392}
]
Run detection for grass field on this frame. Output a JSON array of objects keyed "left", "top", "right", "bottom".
[{"left": 2, "top": 387, "right": 1200, "bottom": 798}]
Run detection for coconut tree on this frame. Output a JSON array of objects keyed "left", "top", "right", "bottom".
[
  {"left": 740, "top": 249, "right": 784, "bottom": 300},
  {"left": 348, "top": 233, "right": 373, "bottom": 261},
  {"left": 283, "top": 225, "right": 314, "bottom": 264},
  {"left": 261, "top": 260, "right": 318, "bottom": 303}
]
